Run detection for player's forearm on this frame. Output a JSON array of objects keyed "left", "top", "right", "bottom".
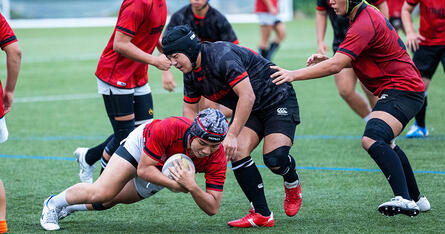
[
  {"left": 229, "top": 93, "right": 254, "bottom": 137},
  {"left": 293, "top": 58, "right": 343, "bottom": 81},
  {"left": 188, "top": 186, "right": 220, "bottom": 216},
  {"left": 4, "top": 43, "right": 21, "bottom": 93},
  {"left": 114, "top": 40, "right": 158, "bottom": 65},
  {"left": 137, "top": 165, "right": 183, "bottom": 191},
  {"left": 376, "top": 1, "right": 389, "bottom": 19},
  {"left": 315, "top": 11, "right": 327, "bottom": 44},
  {"left": 401, "top": 3, "right": 416, "bottom": 35}
]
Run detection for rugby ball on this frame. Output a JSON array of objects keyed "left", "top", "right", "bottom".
[{"left": 161, "top": 153, "right": 195, "bottom": 179}]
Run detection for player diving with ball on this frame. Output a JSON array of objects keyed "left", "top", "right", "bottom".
[{"left": 40, "top": 108, "right": 229, "bottom": 231}]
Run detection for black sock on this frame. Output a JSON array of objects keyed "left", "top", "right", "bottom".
[
  {"left": 100, "top": 156, "right": 109, "bottom": 175},
  {"left": 283, "top": 155, "right": 299, "bottom": 183},
  {"left": 232, "top": 156, "right": 271, "bottom": 216},
  {"left": 259, "top": 48, "right": 268, "bottom": 58},
  {"left": 85, "top": 135, "right": 113, "bottom": 166},
  {"left": 266, "top": 42, "right": 279, "bottom": 60},
  {"left": 368, "top": 141, "right": 410, "bottom": 199},
  {"left": 415, "top": 95, "right": 427, "bottom": 128},
  {"left": 393, "top": 146, "right": 421, "bottom": 201},
  {"left": 92, "top": 203, "right": 110, "bottom": 211}
]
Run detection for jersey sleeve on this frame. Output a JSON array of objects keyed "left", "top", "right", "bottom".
[
  {"left": 183, "top": 74, "right": 202, "bottom": 104},
  {"left": 204, "top": 146, "right": 226, "bottom": 191},
  {"left": 405, "top": 0, "right": 419, "bottom": 6},
  {"left": 368, "top": 0, "right": 385, "bottom": 5},
  {"left": 116, "top": 0, "right": 150, "bottom": 37},
  {"left": 0, "top": 14, "right": 17, "bottom": 49},
  {"left": 143, "top": 120, "right": 170, "bottom": 162},
  {"left": 337, "top": 16, "right": 374, "bottom": 60},
  {"left": 316, "top": 0, "right": 328, "bottom": 11},
  {"left": 218, "top": 51, "right": 248, "bottom": 88}
]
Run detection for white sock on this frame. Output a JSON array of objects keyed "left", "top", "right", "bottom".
[
  {"left": 48, "top": 190, "right": 69, "bottom": 209},
  {"left": 284, "top": 180, "right": 299, "bottom": 189},
  {"left": 66, "top": 204, "right": 88, "bottom": 212},
  {"left": 363, "top": 113, "right": 371, "bottom": 122}
]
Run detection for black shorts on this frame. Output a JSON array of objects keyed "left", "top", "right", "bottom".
[
  {"left": 373, "top": 89, "right": 424, "bottom": 127},
  {"left": 413, "top": 45, "right": 445, "bottom": 79},
  {"left": 103, "top": 92, "right": 153, "bottom": 122},
  {"left": 389, "top": 17, "right": 403, "bottom": 31},
  {"left": 115, "top": 145, "right": 138, "bottom": 169},
  {"left": 244, "top": 94, "right": 300, "bottom": 142}
]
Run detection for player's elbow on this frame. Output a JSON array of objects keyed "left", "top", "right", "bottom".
[
  {"left": 113, "top": 40, "right": 124, "bottom": 53},
  {"left": 204, "top": 206, "right": 219, "bottom": 216},
  {"left": 328, "top": 61, "right": 345, "bottom": 74}
]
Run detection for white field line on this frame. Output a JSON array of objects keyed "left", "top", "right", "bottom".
[{"left": 15, "top": 88, "right": 182, "bottom": 103}]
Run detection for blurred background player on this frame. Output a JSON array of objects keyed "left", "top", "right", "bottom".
[
  {"left": 256, "top": 0, "right": 286, "bottom": 61},
  {"left": 162, "top": 26, "right": 302, "bottom": 228},
  {"left": 40, "top": 109, "right": 228, "bottom": 231},
  {"left": 0, "top": 180, "right": 7, "bottom": 234},
  {"left": 271, "top": 0, "right": 430, "bottom": 216},
  {"left": 387, "top": 0, "right": 405, "bottom": 33},
  {"left": 161, "top": 0, "right": 238, "bottom": 117},
  {"left": 73, "top": 0, "right": 171, "bottom": 183},
  {"left": 316, "top": 0, "right": 387, "bottom": 121},
  {"left": 0, "top": 12, "right": 21, "bottom": 143},
  {"left": 402, "top": 0, "right": 445, "bottom": 138}
]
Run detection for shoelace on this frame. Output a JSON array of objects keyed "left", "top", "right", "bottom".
[
  {"left": 44, "top": 206, "right": 58, "bottom": 224},
  {"left": 285, "top": 187, "right": 299, "bottom": 201}
]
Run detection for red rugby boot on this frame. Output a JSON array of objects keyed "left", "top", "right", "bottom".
[
  {"left": 284, "top": 181, "right": 302, "bottom": 216},
  {"left": 227, "top": 211, "right": 274, "bottom": 228}
]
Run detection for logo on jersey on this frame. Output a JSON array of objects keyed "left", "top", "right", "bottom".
[
  {"left": 197, "top": 75, "right": 206, "bottom": 81},
  {"left": 276, "top": 107, "right": 288, "bottom": 116},
  {"left": 380, "top": 94, "right": 388, "bottom": 100},
  {"left": 117, "top": 81, "right": 127, "bottom": 87}
]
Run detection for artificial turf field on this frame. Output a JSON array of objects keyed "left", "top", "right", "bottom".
[{"left": 0, "top": 18, "right": 444, "bottom": 233}]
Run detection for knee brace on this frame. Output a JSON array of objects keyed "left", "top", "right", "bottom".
[
  {"left": 115, "top": 119, "right": 135, "bottom": 143},
  {"left": 363, "top": 118, "right": 394, "bottom": 144},
  {"left": 263, "top": 146, "right": 294, "bottom": 175}
]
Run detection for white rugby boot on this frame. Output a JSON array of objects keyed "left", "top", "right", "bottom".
[
  {"left": 58, "top": 206, "right": 74, "bottom": 220},
  {"left": 74, "top": 147, "right": 95, "bottom": 183},
  {"left": 378, "top": 196, "right": 420, "bottom": 217},
  {"left": 40, "top": 195, "right": 60, "bottom": 231},
  {"left": 416, "top": 196, "right": 431, "bottom": 212}
]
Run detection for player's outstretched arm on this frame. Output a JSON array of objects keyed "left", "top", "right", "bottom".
[
  {"left": 137, "top": 152, "right": 187, "bottom": 193},
  {"left": 113, "top": 31, "right": 171, "bottom": 71},
  {"left": 401, "top": 2, "right": 424, "bottom": 52},
  {"left": 183, "top": 102, "right": 199, "bottom": 121},
  {"left": 3, "top": 42, "right": 21, "bottom": 114},
  {"left": 270, "top": 52, "right": 352, "bottom": 85}
]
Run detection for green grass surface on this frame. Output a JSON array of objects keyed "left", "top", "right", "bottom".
[{"left": 0, "top": 19, "right": 444, "bottom": 233}]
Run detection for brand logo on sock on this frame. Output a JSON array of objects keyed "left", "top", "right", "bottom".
[
  {"left": 387, "top": 175, "right": 391, "bottom": 181},
  {"left": 380, "top": 94, "right": 388, "bottom": 100},
  {"left": 258, "top": 183, "right": 264, "bottom": 189}
]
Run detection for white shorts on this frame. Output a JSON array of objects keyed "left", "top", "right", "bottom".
[
  {"left": 257, "top": 13, "right": 282, "bottom": 26},
  {"left": 0, "top": 116, "right": 8, "bottom": 143},
  {"left": 96, "top": 78, "right": 151, "bottom": 96}
]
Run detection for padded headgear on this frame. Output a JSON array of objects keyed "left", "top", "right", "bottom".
[
  {"left": 162, "top": 25, "right": 201, "bottom": 68},
  {"left": 189, "top": 108, "right": 228, "bottom": 143}
]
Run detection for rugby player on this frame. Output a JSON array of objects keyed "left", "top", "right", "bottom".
[
  {"left": 162, "top": 25, "right": 303, "bottom": 228},
  {"left": 40, "top": 109, "right": 228, "bottom": 231},
  {"left": 271, "top": 0, "right": 430, "bottom": 217}
]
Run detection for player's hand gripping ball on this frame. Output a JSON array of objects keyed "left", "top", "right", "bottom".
[{"left": 162, "top": 153, "right": 195, "bottom": 179}]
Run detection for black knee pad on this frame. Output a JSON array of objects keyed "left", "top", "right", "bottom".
[
  {"left": 363, "top": 118, "right": 394, "bottom": 144},
  {"left": 134, "top": 93, "right": 154, "bottom": 126},
  {"left": 104, "top": 136, "right": 119, "bottom": 156},
  {"left": 263, "top": 146, "right": 293, "bottom": 175},
  {"left": 115, "top": 119, "right": 135, "bottom": 142}
]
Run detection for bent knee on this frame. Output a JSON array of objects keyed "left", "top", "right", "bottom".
[{"left": 361, "top": 136, "right": 375, "bottom": 151}]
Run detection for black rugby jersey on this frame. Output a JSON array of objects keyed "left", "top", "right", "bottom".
[
  {"left": 183, "top": 42, "right": 295, "bottom": 112},
  {"left": 317, "top": 0, "right": 384, "bottom": 51},
  {"left": 167, "top": 5, "right": 238, "bottom": 43}
]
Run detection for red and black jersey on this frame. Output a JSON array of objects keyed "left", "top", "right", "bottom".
[
  {"left": 167, "top": 5, "right": 238, "bottom": 44},
  {"left": 316, "top": 0, "right": 385, "bottom": 51},
  {"left": 0, "top": 13, "right": 18, "bottom": 118},
  {"left": 183, "top": 42, "right": 295, "bottom": 112},
  {"left": 95, "top": 0, "right": 167, "bottom": 89},
  {"left": 406, "top": 0, "right": 445, "bottom": 45},
  {"left": 255, "top": 0, "right": 278, "bottom": 13},
  {"left": 387, "top": 0, "right": 405, "bottom": 18},
  {"left": 337, "top": 4, "right": 424, "bottom": 96},
  {"left": 143, "top": 117, "right": 226, "bottom": 192}
]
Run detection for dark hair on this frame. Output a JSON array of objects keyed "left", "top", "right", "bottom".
[{"left": 162, "top": 25, "right": 201, "bottom": 68}]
